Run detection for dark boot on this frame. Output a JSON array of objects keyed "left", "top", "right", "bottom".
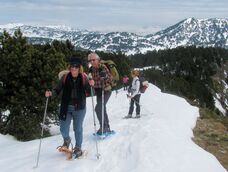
[
  {"left": 73, "top": 147, "right": 83, "bottom": 158},
  {"left": 62, "top": 138, "right": 71, "bottom": 148},
  {"left": 96, "top": 127, "right": 103, "bottom": 135},
  {"left": 104, "top": 126, "right": 111, "bottom": 134},
  {"left": 136, "top": 114, "right": 140, "bottom": 118}
]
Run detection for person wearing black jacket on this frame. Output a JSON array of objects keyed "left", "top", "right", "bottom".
[{"left": 45, "top": 57, "right": 90, "bottom": 158}]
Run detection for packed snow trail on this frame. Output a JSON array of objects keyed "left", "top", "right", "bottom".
[{"left": 0, "top": 84, "right": 226, "bottom": 172}]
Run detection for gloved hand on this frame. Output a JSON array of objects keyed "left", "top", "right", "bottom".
[
  {"left": 99, "top": 70, "right": 107, "bottom": 79},
  {"left": 126, "top": 94, "right": 132, "bottom": 99},
  {"left": 45, "top": 90, "right": 52, "bottom": 97}
]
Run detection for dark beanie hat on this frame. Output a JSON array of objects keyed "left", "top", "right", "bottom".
[{"left": 69, "top": 57, "right": 82, "bottom": 65}]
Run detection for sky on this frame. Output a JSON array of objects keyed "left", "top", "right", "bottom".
[
  {"left": 0, "top": 0, "right": 228, "bottom": 34},
  {"left": 0, "top": 84, "right": 226, "bottom": 172}
]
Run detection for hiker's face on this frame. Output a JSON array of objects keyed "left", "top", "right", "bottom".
[
  {"left": 70, "top": 65, "right": 80, "bottom": 77},
  {"left": 89, "top": 55, "right": 99, "bottom": 67}
]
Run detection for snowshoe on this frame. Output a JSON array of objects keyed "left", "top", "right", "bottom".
[
  {"left": 57, "top": 146, "right": 88, "bottom": 160},
  {"left": 57, "top": 146, "right": 74, "bottom": 160},
  {"left": 93, "top": 130, "right": 115, "bottom": 139},
  {"left": 123, "top": 114, "right": 132, "bottom": 119}
]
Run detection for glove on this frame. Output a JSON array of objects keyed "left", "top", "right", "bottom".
[
  {"left": 99, "top": 70, "right": 107, "bottom": 79},
  {"left": 127, "top": 94, "right": 132, "bottom": 98}
]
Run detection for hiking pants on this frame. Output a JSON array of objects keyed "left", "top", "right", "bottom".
[
  {"left": 60, "top": 105, "right": 86, "bottom": 148},
  {"left": 95, "top": 88, "right": 112, "bottom": 129},
  {"left": 128, "top": 94, "right": 141, "bottom": 115}
]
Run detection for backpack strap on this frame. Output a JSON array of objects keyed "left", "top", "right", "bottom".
[
  {"left": 81, "top": 72, "right": 90, "bottom": 97},
  {"left": 62, "top": 72, "right": 87, "bottom": 86},
  {"left": 134, "top": 78, "right": 141, "bottom": 93},
  {"left": 81, "top": 72, "right": 88, "bottom": 86},
  {"left": 134, "top": 78, "right": 140, "bottom": 84},
  {"left": 62, "top": 73, "right": 69, "bottom": 85}
]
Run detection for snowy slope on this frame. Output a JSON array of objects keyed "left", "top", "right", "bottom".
[{"left": 0, "top": 84, "right": 226, "bottom": 172}]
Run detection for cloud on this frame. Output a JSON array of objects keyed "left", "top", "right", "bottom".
[{"left": 0, "top": 0, "right": 227, "bottom": 34}]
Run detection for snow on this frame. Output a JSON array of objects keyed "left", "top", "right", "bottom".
[
  {"left": 134, "top": 65, "right": 162, "bottom": 71},
  {"left": 0, "top": 23, "right": 24, "bottom": 29},
  {"left": 214, "top": 97, "right": 226, "bottom": 116},
  {"left": 0, "top": 84, "right": 226, "bottom": 172}
]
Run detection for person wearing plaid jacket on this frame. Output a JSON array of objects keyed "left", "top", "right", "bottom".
[{"left": 88, "top": 52, "right": 113, "bottom": 135}]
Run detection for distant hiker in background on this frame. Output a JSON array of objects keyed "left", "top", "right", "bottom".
[
  {"left": 87, "top": 52, "right": 113, "bottom": 135},
  {"left": 125, "top": 70, "right": 141, "bottom": 118},
  {"left": 45, "top": 57, "right": 90, "bottom": 158},
  {"left": 122, "top": 75, "right": 129, "bottom": 91}
]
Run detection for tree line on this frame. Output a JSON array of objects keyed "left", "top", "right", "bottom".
[{"left": 130, "top": 46, "right": 228, "bottom": 111}]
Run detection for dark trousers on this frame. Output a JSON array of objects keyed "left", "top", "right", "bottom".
[
  {"left": 95, "top": 88, "right": 112, "bottom": 129},
  {"left": 123, "top": 83, "right": 128, "bottom": 90},
  {"left": 128, "top": 94, "right": 141, "bottom": 115}
]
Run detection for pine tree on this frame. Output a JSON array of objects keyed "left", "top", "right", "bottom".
[{"left": 0, "top": 30, "right": 67, "bottom": 141}]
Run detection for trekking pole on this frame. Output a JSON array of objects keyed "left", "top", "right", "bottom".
[
  {"left": 127, "top": 94, "right": 142, "bottom": 106},
  {"left": 101, "top": 79, "right": 105, "bottom": 135},
  {"left": 90, "top": 86, "right": 101, "bottom": 159},
  {"left": 34, "top": 97, "right": 49, "bottom": 168}
]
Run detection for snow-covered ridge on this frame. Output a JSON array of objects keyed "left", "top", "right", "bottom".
[
  {"left": 0, "top": 23, "right": 24, "bottom": 29},
  {"left": 0, "top": 18, "right": 227, "bottom": 55},
  {"left": 0, "top": 84, "right": 226, "bottom": 172}
]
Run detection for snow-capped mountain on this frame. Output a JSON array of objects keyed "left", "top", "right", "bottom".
[
  {"left": 0, "top": 18, "right": 227, "bottom": 55},
  {"left": 148, "top": 18, "right": 228, "bottom": 50}
]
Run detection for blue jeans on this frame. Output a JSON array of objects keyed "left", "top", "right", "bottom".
[{"left": 60, "top": 105, "right": 86, "bottom": 148}]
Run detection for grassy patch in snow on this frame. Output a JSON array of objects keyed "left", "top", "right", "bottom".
[{"left": 193, "top": 108, "right": 228, "bottom": 170}]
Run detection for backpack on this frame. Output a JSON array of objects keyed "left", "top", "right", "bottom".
[
  {"left": 136, "top": 77, "right": 149, "bottom": 93},
  {"left": 58, "top": 70, "right": 90, "bottom": 97},
  {"left": 58, "top": 70, "right": 87, "bottom": 86},
  {"left": 128, "top": 77, "right": 149, "bottom": 94},
  {"left": 100, "top": 60, "right": 119, "bottom": 87}
]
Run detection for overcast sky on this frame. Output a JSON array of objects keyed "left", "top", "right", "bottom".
[{"left": 0, "top": 0, "right": 227, "bottom": 34}]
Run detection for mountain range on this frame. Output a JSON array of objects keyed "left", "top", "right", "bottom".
[{"left": 0, "top": 18, "right": 227, "bottom": 55}]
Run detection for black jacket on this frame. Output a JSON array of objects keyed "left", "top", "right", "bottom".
[{"left": 53, "top": 72, "right": 90, "bottom": 120}]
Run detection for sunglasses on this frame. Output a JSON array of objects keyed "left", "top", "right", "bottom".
[{"left": 70, "top": 64, "right": 80, "bottom": 68}]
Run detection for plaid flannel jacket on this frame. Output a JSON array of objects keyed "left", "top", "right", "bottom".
[{"left": 90, "top": 64, "right": 112, "bottom": 90}]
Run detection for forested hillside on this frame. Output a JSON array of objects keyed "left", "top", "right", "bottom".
[{"left": 131, "top": 46, "right": 228, "bottom": 114}]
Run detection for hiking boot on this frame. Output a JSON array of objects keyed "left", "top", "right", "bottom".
[
  {"left": 104, "top": 127, "right": 112, "bottom": 134},
  {"left": 96, "top": 127, "right": 103, "bottom": 135},
  {"left": 97, "top": 127, "right": 111, "bottom": 135},
  {"left": 136, "top": 114, "right": 140, "bottom": 118},
  {"left": 73, "top": 147, "right": 83, "bottom": 158},
  {"left": 62, "top": 138, "right": 71, "bottom": 148},
  {"left": 124, "top": 114, "right": 132, "bottom": 119}
]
